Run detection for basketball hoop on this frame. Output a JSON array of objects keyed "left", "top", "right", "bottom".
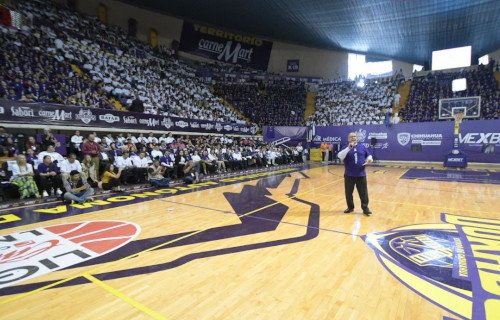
[{"left": 453, "top": 112, "right": 464, "bottom": 124}]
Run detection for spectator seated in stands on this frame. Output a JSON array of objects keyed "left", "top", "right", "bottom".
[
  {"left": 37, "top": 155, "right": 63, "bottom": 197},
  {"left": 63, "top": 170, "right": 94, "bottom": 204},
  {"left": 10, "top": 154, "right": 40, "bottom": 199},
  {"left": 1, "top": 137, "right": 17, "bottom": 157},
  {"left": 25, "top": 136, "right": 42, "bottom": 155},
  {"left": 82, "top": 133, "right": 101, "bottom": 178},
  {"left": 37, "top": 145, "right": 64, "bottom": 164},
  {"left": 114, "top": 152, "right": 137, "bottom": 185},
  {"left": 148, "top": 159, "right": 170, "bottom": 187},
  {"left": 81, "top": 154, "right": 99, "bottom": 188},
  {"left": 133, "top": 151, "right": 150, "bottom": 183},
  {"left": 70, "top": 130, "right": 84, "bottom": 157},
  {"left": 101, "top": 163, "right": 123, "bottom": 192},
  {"left": 150, "top": 145, "right": 163, "bottom": 160},
  {"left": 59, "top": 153, "right": 82, "bottom": 181}
]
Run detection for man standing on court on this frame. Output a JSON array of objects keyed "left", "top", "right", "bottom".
[{"left": 337, "top": 132, "right": 373, "bottom": 216}]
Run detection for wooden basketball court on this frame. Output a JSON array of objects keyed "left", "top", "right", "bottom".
[{"left": 1, "top": 163, "right": 499, "bottom": 319}]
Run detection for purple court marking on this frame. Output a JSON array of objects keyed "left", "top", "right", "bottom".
[
  {"left": 400, "top": 168, "right": 500, "bottom": 185},
  {"left": 0, "top": 165, "right": 306, "bottom": 230},
  {"left": 0, "top": 173, "right": 323, "bottom": 296}
]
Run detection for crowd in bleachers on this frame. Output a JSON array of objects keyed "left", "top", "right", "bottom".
[
  {"left": 2, "top": 0, "right": 498, "bottom": 139},
  {"left": 307, "top": 75, "right": 404, "bottom": 126},
  {"left": 214, "top": 80, "right": 306, "bottom": 126},
  {"left": 0, "top": 0, "right": 246, "bottom": 124},
  {"left": 0, "top": 127, "right": 305, "bottom": 202},
  {"left": 0, "top": 25, "right": 114, "bottom": 108},
  {"left": 400, "top": 65, "right": 499, "bottom": 122}
]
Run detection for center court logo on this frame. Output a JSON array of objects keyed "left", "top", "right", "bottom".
[
  {"left": 0, "top": 221, "right": 140, "bottom": 289},
  {"left": 364, "top": 213, "right": 500, "bottom": 320}
]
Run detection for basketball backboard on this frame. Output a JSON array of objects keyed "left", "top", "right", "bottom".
[{"left": 439, "top": 96, "right": 481, "bottom": 119}]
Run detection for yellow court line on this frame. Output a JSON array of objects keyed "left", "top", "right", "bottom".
[
  {"left": 0, "top": 176, "right": 343, "bottom": 306},
  {"left": 83, "top": 274, "right": 168, "bottom": 320}
]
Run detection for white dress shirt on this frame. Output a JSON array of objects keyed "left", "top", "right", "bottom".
[
  {"left": 59, "top": 159, "right": 82, "bottom": 173},
  {"left": 115, "top": 156, "right": 134, "bottom": 168},
  {"left": 133, "top": 157, "right": 150, "bottom": 168}
]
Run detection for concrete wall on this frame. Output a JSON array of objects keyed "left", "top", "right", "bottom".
[
  {"left": 266, "top": 42, "right": 348, "bottom": 79},
  {"left": 75, "top": 0, "right": 182, "bottom": 47},
  {"left": 392, "top": 59, "right": 415, "bottom": 80}
]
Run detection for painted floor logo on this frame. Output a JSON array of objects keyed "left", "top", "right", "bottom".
[
  {"left": 364, "top": 213, "right": 500, "bottom": 320},
  {"left": 0, "top": 221, "right": 141, "bottom": 289}
]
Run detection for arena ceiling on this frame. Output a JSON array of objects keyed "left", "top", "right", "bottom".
[{"left": 123, "top": 0, "right": 500, "bottom": 64}]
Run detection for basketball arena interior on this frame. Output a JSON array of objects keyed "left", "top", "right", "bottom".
[{"left": 0, "top": 0, "right": 499, "bottom": 319}]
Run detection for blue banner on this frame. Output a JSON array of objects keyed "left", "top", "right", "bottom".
[
  {"left": 179, "top": 22, "right": 273, "bottom": 71},
  {"left": 312, "top": 120, "right": 500, "bottom": 163}
]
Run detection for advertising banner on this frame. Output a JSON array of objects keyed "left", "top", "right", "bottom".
[
  {"left": 263, "top": 126, "right": 307, "bottom": 143},
  {"left": 179, "top": 21, "right": 273, "bottom": 70},
  {"left": 312, "top": 120, "right": 499, "bottom": 163},
  {"left": 0, "top": 99, "right": 257, "bottom": 135}
]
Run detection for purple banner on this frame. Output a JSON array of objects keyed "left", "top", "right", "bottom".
[
  {"left": 0, "top": 99, "right": 257, "bottom": 135},
  {"left": 312, "top": 120, "right": 500, "bottom": 163},
  {"left": 263, "top": 126, "right": 307, "bottom": 142},
  {"left": 179, "top": 22, "right": 273, "bottom": 71}
]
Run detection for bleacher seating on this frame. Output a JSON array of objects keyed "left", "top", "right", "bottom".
[
  {"left": 3, "top": 0, "right": 245, "bottom": 123},
  {"left": 400, "top": 66, "right": 499, "bottom": 122},
  {"left": 214, "top": 80, "right": 306, "bottom": 126},
  {"left": 307, "top": 75, "right": 404, "bottom": 126}
]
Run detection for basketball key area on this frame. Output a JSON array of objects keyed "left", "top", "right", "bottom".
[{"left": 0, "top": 164, "right": 499, "bottom": 320}]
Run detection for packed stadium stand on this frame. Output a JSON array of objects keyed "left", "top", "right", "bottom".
[
  {"left": 214, "top": 80, "right": 306, "bottom": 127},
  {"left": 0, "top": 24, "right": 114, "bottom": 108},
  {"left": 3, "top": 0, "right": 246, "bottom": 123},
  {"left": 307, "top": 75, "right": 404, "bottom": 126},
  {"left": 399, "top": 66, "right": 499, "bottom": 122}
]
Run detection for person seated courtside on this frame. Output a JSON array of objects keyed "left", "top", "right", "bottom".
[
  {"left": 59, "top": 153, "right": 82, "bottom": 181},
  {"left": 114, "top": 152, "right": 136, "bottom": 184},
  {"left": 160, "top": 150, "right": 176, "bottom": 179},
  {"left": 10, "top": 154, "right": 40, "bottom": 199},
  {"left": 148, "top": 159, "right": 170, "bottom": 187},
  {"left": 81, "top": 154, "right": 99, "bottom": 188},
  {"left": 133, "top": 151, "right": 150, "bottom": 183},
  {"left": 63, "top": 170, "right": 94, "bottom": 204},
  {"left": 37, "top": 155, "right": 63, "bottom": 197},
  {"left": 101, "top": 163, "right": 123, "bottom": 192}
]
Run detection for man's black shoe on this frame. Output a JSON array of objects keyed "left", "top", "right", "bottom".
[
  {"left": 363, "top": 210, "right": 372, "bottom": 216},
  {"left": 344, "top": 208, "right": 354, "bottom": 213}
]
